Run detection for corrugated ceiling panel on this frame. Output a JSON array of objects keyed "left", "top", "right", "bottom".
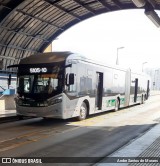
[
  {"left": 57, "top": 0, "right": 80, "bottom": 11},
  {"left": 88, "top": 2, "right": 106, "bottom": 11},
  {"left": 1, "top": 0, "right": 159, "bottom": 70},
  {"left": 72, "top": 7, "right": 90, "bottom": 16}
]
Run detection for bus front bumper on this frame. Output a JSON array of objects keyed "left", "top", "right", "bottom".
[{"left": 16, "top": 104, "right": 63, "bottom": 119}]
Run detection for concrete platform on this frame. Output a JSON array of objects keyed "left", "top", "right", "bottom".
[
  {"left": 0, "top": 109, "right": 17, "bottom": 123},
  {"left": 95, "top": 123, "right": 160, "bottom": 165}
]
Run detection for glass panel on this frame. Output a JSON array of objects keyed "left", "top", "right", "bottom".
[
  {"left": 17, "top": 75, "right": 34, "bottom": 94},
  {"left": 17, "top": 68, "right": 64, "bottom": 98},
  {"left": 34, "top": 74, "right": 59, "bottom": 94}
]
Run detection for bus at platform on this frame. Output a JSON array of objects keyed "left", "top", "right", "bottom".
[{"left": 8, "top": 52, "right": 150, "bottom": 120}]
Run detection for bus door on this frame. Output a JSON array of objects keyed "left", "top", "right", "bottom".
[
  {"left": 96, "top": 72, "right": 103, "bottom": 110},
  {"left": 124, "top": 69, "right": 131, "bottom": 107},
  {"left": 134, "top": 78, "right": 138, "bottom": 102},
  {"left": 147, "top": 80, "right": 150, "bottom": 99}
]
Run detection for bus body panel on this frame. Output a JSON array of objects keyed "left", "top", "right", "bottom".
[{"left": 124, "top": 69, "right": 131, "bottom": 107}]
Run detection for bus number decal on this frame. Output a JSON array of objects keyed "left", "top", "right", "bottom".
[{"left": 30, "top": 68, "right": 47, "bottom": 73}]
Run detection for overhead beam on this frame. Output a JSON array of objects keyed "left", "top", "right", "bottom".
[
  {"left": 145, "top": 10, "right": 160, "bottom": 27},
  {"left": 72, "top": 0, "right": 95, "bottom": 15},
  {"left": 0, "top": 26, "right": 49, "bottom": 43},
  {"left": 132, "top": 0, "right": 146, "bottom": 7},
  {"left": 144, "top": 1, "right": 160, "bottom": 27},
  {"left": 44, "top": 0, "right": 81, "bottom": 21},
  {"left": 0, "top": 4, "right": 12, "bottom": 10},
  {"left": 16, "top": 9, "right": 64, "bottom": 31},
  {"left": 0, "top": 43, "right": 37, "bottom": 53},
  {"left": 148, "top": 0, "right": 156, "bottom": 8},
  {"left": 0, "top": 55, "right": 16, "bottom": 60},
  {"left": 97, "top": 0, "right": 112, "bottom": 11},
  {"left": 112, "top": 0, "right": 122, "bottom": 9},
  {"left": 0, "top": 0, "right": 24, "bottom": 22}
]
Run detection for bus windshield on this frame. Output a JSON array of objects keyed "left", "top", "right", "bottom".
[{"left": 17, "top": 72, "right": 64, "bottom": 98}]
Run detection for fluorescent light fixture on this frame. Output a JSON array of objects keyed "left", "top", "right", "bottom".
[
  {"left": 0, "top": 55, "right": 16, "bottom": 60},
  {"left": 132, "top": 0, "right": 146, "bottom": 7},
  {"left": 145, "top": 10, "right": 160, "bottom": 27}
]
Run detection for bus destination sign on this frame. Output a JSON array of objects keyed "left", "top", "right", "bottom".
[{"left": 29, "top": 67, "right": 47, "bottom": 73}]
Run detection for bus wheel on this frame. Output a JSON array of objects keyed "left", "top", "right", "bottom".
[
  {"left": 114, "top": 99, "right": 120, "bottom": 111},
  {"left": 77, "top": 102, "right": 87, "bottom": 121}
]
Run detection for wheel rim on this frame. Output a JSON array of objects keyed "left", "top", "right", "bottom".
[{"left": 80, "top": 105, "right": 86, "bottom": 119}]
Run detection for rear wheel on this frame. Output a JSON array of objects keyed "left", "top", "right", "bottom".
[{"left": 77, "top": 102, "right": 87, "bottom": 121}]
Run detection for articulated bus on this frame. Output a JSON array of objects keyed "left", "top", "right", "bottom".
[{"left": 8, "top": 52, "right": 150, "bottom": 120}]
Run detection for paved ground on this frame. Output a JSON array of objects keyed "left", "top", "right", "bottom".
[{"left": 0, "top": 94, "right": 160, "bottom": 166}]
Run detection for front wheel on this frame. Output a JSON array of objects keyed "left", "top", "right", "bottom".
[{"left": 77, "top": 102, "right": 87, "bottom": 121}]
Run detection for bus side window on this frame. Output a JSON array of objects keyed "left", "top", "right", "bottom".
[{"left": 80, "top": 77, "right": 86, "bottom": 92}]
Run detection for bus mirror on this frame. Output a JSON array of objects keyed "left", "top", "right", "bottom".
[
  {"left": 66, "top": 73, "right": 74, "bottom": 85},
  {"left": 69, "top": 73, "right": 74, "bottom": 85},
  {"left": 66, "top": 73, "right": 74, "bottom": 86}
]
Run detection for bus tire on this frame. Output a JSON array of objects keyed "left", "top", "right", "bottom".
[
  {"left": 77, "top": 102, "right": 87, "bottom": 121},
  {"left": 114, "top": 99, "right": 120, "bottom": 111}
]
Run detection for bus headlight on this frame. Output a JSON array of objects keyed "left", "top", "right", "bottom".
[{"left": 48, "top": 96, "right": 62, "bottom": 106}]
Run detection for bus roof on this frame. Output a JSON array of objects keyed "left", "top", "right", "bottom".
[{"left": 19, "top": 52, "right": 72, "bottom": 65}]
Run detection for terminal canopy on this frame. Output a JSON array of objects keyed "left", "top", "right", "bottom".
[{"left": 0, "top": 0, "right": 160, "bottom": 71}]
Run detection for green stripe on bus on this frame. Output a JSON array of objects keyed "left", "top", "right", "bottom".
[
  {"left": 106, "top": 99, "right": 116, "bottom": 107},
  {"left": 120, "top": 98, "right": 125, "bottom": 104}
]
